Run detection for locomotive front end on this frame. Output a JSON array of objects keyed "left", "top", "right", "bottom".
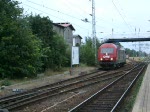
[{"left": 98, "top": 43, "right": 117, "bottom": 68}]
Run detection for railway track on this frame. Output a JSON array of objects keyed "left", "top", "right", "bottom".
[
  {"left": 0, "top": 63, "right": 136, "bottom": 111},
  {"left": 68, "top": 63, "right": 147, "bottom": 112},
  {"left": 0, "top": 71, "right": 122, "bottom": 110}
]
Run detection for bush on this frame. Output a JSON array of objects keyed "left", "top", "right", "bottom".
[
  {"left": 1, "top": 79, "right": 11, "bottom": 86},
  {"left": 80, "top": 37, "right": 95, "bottom": 66}
]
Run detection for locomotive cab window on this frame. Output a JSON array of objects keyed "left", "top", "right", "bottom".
[{"left": 101, "top": 48, "right": 114, "bottom": 54}]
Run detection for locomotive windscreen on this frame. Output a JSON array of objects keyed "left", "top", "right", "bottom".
[{"left": 101, "top": 48, "right": 114, "bottom": 54}]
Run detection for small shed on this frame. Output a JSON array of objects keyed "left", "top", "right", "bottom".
[{"left": 73, "top": 35, "right": 82, "bottom": 46}]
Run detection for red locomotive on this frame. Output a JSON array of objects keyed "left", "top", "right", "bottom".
[{"left": 98, "top": 43, "right": 126, "bottom": 68}]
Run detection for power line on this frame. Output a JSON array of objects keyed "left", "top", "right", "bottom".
[
  {"left": 25, "top": 0, "right": 123, "bottom": 32},
  {"left": 24, "top": 0, "right": 96, "bottom": 29},
  {"left": 64, "top": 0, "right": 122, "bottom": 29},
  {"left": 65, "top": 0, "right": 91, "bottom": 17},
  {"left": 23, "top": 0, "right": 133, "bottom": 38},
  {"left": 24, "top": 0, "right": 109, "bottom": 30},
  {"left": 26, "top": 0, "right": 84, "bottom": 21},
  {"left": 115, "top": 0, "right": 135, "bottom": 32},
  {"left": 116, "top": 0, "right": 127, "bottom": 18},
  {"left": 22, "top": 3, "right": 90, "bottom": 31},
  {"left": 23, "top": 3, "right": 66, "bottom": 21},
  {"left": 112, "top": 0, "right": 134, "bottom": 34},
  {"left": 27, "top": 0, "right": 124, "bottom": 33}
]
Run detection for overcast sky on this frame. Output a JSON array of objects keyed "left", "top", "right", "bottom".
[{"left": 18, "top": 0, "right": 150, "bottom": 53}]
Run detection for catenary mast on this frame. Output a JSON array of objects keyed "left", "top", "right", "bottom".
[{"left": 91, "top": 0, "right": 97, "bottom": 64}]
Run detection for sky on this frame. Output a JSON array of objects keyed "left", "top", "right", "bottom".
[{"left": 18, "top": 0, "right": 150, "bottom": 53}]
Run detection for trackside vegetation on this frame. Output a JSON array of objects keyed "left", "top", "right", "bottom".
[{"left": 0, "top": 0, "right": 68, "bottom": 78}]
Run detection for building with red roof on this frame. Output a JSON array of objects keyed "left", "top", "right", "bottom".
[{"left": 53, "top": 22, "right": 75, "bottom": 46}]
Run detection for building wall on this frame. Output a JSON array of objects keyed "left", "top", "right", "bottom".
[
  {"left": 53, "top": 25, "right": 73, "bottom": 46},
  {"left": 53, "top": 25, "right": 64, "bottom": 37},
  {"left": 64, "top": 27, "right": 73, "bottom": 46}
]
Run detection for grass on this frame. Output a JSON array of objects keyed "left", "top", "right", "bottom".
[
  {"left": 0, "top": 79, "right": 11, "bottom": 86},
  {"left": 0, "top": 64, "right": 92, "bottom": 87},
  {"left": 44, "top": 63, "right": 92, "bottom": 76},
  {"left": 44, "top": 67, "right": 70, "bottom": 76},
  {"left": 0, "top": 67, "right": 69, "bottom": 86}
]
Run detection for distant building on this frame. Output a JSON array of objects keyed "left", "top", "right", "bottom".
[
  {"left": 53, "top": 22, "right": 75, "bottom": 46},
  {"left": 73, "top": 35, "right": 82, "bottom": 46}
]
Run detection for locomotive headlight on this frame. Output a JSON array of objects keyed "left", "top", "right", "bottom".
[
  {"left": 100, "top": 58, "right": 103, "bottom": 61},
  {"left": 110, "top": 58, "right": 113, "bottom": 61}
]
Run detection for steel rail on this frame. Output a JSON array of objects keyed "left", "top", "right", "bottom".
[
  {"left": 68, "top": 63, "right": 144, "bottom": 112},
  {"left": 0, "top": 71, "right": 109, "bottom": 106},
  {"left": 110, "top": 65, "right": 146, "bottom": 112},
  {"left": 2, "top": 74, "right": 122, "bottom": 110},
  {"left": 0, "top": 63, "right": 136, "bottom": 111},
  {"left": 1, "top": 70, "right": 125, "bottom": 110}
]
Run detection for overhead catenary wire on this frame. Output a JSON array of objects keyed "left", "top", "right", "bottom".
[
  {"left": 115, "top": 0, "right": 135, "bottom": 32},
  {"left": 25, "top": 0, "right": 120, "bottom": 31},
  {"left": 112, "top": 0, "right": 135, "bottom": 35},
  {"left": 26, "top": 0, "right": 83, "bottom": 21},
  {"left": 65, "top": 0, "right": 122, "bottom": 29},
  {"left": 65, "top": 0, "right": 91, "bottom": 17},
  {"left": 63, "top": 0, "right": 134, "bottom": 37},
  {"left": 22, "top": 3, "right": 90, "bottom": 32},
  {"left": 22, "top": 3, "right": 66, "bottom": 21},
  {"left": 22, "top": 0, "right": 138, "bottom": 38},
  {"left": 115, "top": 0, "right": 127, "bottom": 19},
  {"left": 25, "top": 0, "right": 94, "bottom": 25}
]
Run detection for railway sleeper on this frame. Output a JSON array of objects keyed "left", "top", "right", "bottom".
[
  {"left": 86, "top": 104, "right": 114, "bottom": 108},
  {"left": 94, "top": 100, "right": 116, "bottom": 104},
  {"left": 80, "top": 110, "right": 108, "bottom": 112},
  {"left": 79, "top": 106, "right": 113, "bottom": 111},
  {"left": 100, "top": 91, "right": 122, "bottom": 94},
  {"left": 97, "top": 95, "right": 121, "bottom": 99}
]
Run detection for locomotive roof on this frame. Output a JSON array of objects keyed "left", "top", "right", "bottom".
[
  {"left": 100, "top": 43, "right": 124, "bottom": 50},
  {"left": 100, "top": 43, "right": 117, "bottom": 47}
]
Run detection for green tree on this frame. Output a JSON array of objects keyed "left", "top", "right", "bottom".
[
  {"left": 28, "top": 15, "right": 68, "bottom": 70},
  {"left": 80, "top": 37, "right": 95, "bottom": 66},
  {"left": 27, "top": 15, "right": 54, "bottom": 69},
  {"left": 0, "top": 0, "right": 42, "bottom": 78},
  {"left": 50, "top": 34, "right": 68, "bottom": 70}
]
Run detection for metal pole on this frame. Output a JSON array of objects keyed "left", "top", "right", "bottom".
[
  {"left": 70, "top": 46, "right": 72, "bottom": 75},
  {"left": 92, "top": 0, "right": 97, "bottom": 64},
  {"left": 138, "top": 28, "right": 141, "bottom": 58}
]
